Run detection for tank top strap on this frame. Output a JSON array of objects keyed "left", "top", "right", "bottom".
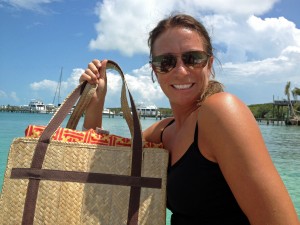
[
  {"left": 194, "top": 123, "right": 199, "bottom": 145},
  {"left": 160, "top": 119, "right": 175, "bottom": 143}
]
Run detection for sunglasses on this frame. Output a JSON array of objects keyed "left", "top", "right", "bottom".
[{"left": 150, "top": 51, "right": 210, "bottom": 74}]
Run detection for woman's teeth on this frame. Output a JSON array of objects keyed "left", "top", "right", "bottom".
[{"left": 173, "top": 84, "right": 192, "bottom": 90}]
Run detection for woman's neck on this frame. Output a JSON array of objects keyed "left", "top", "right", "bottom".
[{"left": 171, "top": 103, "right": 199, "bottom": 128}]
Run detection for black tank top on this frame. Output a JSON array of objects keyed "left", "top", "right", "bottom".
[{"left": 164, "top": 121, "right": 250, "bottom": 225}]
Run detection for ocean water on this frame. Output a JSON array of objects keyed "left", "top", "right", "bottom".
[{"left": 0, "top": 112, "right": 299, "bottom": 223}]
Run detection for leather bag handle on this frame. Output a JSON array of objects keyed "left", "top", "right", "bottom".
[{"left": 66, "top": 61, "right": 134, "bottom": 136}]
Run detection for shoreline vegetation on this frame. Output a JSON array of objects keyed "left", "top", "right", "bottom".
[{"left": 1, "top": 102, "right": 300, "bottom": 123}]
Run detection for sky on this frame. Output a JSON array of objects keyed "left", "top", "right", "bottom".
[{"left": 0, "top": 0, "right": 300, "bottom": 108}]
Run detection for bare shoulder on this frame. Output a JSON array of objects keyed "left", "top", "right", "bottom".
[
  {"left": 197, "top": 92, "right": 261, "bottom": 161},
  {"left": 199, "top": 92, "right": 255, "bottom": 128},
  {"left": 201, "top": 92, "right": 250, "bottom": 115},
  {"left": 143, "top": 117, "right": 174, "bottom": 144}
]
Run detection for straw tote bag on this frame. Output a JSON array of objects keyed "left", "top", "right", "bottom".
[{"left": 0, "top": 61, "right": 168, "bottom": 225}]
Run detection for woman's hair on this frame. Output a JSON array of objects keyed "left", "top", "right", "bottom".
[
  {"left": 148, "top": 13, "right": 224, "bottom": 103},
  {"left": 148, "top": 14, "right": 213, "bottom": 62}
]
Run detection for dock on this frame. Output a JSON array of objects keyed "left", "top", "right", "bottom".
[{"left": 272, "top": 100, "right": 300, "bottom": 126}]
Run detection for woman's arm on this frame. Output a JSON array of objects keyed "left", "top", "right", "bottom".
[
  {"left": 79, "top": 59, "right": 108, "bottom": 130},
  {"left": 198, "top": 92, "right": 299, "bottom": 224}
]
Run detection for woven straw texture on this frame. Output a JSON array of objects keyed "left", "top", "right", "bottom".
[{"left": 0, "top": 138, "right": 168, "bottom": 225}]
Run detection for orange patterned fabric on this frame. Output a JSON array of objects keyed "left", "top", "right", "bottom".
[{"left": 25, "top": 125, "right": 163, "bottom": 148}]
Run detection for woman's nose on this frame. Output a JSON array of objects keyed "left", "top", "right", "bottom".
[{"left": 173, "top": 57, "right": 189, "bottom": 75}]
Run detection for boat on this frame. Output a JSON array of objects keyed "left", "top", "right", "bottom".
[
  {"left": 46, "top": 103, "right": 56, "bottom": 114},
  {"left": 103, "top": 108, "right": 115, "bottom": 116},
  {"left": 28, "top": 99, "right": 47, "bottom": 113},
  {"left": 286, "top": 116, "right": 300, "bottom": 126},
  {"left": 136, "top": 102, "right": 159, "bottom": 117}
]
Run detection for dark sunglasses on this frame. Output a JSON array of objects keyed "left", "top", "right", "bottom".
[{"left": 150, "top": 51, "right": 211, "bottom": 74}]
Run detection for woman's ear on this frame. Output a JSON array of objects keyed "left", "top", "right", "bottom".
[
  {"left": 208, "top": 56, "right": 214, "bottom": 71},
  {"left": 207, "top": 56, "right": 215, "bottom": 79},
  {"left": 151, "top": 70, "right": 159, "bottom": 83}
]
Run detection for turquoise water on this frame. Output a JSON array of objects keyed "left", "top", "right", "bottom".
[{"left": 0, "top": 112, "right": 299, "bottom": 222}]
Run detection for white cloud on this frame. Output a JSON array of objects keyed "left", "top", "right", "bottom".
[
  {"left": 126, "top": 72, "right": 165, "bottom": 103},
  {"left": 89, "top": 1, "right": 299, "bottom": 61},
  {"left": 99, "top": 65, "right": 165, "bottom": 107},
  {"left": 29, "top": 68, "right": 84, "bottom": 103},
  {"left": 10, "top": 91, "right": 19, "bottom": 102},
  {"left": 1, "top": 0, "right": 60, "bottom": 13},
  {"left": 89, "top": 0, "right": 279, "bottom": 56},
  {"left": 66, "top": 68, "right": 85, "bottom": 88},
  {"left": 0, "top": 90, "right": 20, "bottom": 103},
  {"left": 0, "top": 90, "right": 7, "bottom": 98},
  {"left": 30, "top": 79, "right": 58, "bottom": 91},
  {"left": 218, "top": 56, "right": 290, "bottom": 83},
  {"left": 89, "top": 1, "right": 159, "bottom": 56},
  {"left": 28, "top": 64, "right": 167, "bottom": 107}
]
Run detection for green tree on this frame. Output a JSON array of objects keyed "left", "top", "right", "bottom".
[
  {"left": 292, "top": 87, "right": 300, "bottom": 100},
  {"left": 248, "top": 103, "right": 273, "bottom": 119}
]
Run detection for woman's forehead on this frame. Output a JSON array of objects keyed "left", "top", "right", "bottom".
[{"left": 152, "top": 27, "right": 205, "bottom": 55}]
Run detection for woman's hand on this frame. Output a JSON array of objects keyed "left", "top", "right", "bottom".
[
  {"left": 79, "top": 59, "right": 108, "bottom": 101},
  {"left": 80, "top": 59, "right": 108, "bottom": 130}
]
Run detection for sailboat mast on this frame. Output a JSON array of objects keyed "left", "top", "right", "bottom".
[
  {"left": 58, "top": 67, "right": 63, "bottom": 106},
  {"left": 52, "top": 67, "right": 63, "bottom": 106}
]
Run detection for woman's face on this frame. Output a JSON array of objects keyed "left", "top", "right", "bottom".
[{"left": 152, "top": 27, "right": 213, "bottom": 107}]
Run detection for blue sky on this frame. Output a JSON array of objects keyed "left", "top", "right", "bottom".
[{"left": 1, "top": 0, "right": 300, "bottom": 108}]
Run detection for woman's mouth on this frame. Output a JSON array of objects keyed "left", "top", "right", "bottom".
[{"left": 172, "top": 84, "right": 193, "bottom": 90}]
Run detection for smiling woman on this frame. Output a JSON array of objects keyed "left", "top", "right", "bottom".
[
  {"left": 81, "top": 13, "right": 299, "bottom": 224},
  {"left": 1, "top": 0, "right": 299, "bottom": 221}
]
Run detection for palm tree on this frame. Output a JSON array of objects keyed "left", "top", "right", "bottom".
[
  {"left": 292, "top": 87, "right": 300, "bottom": 100},
  {"left": 292, "top": 87, "right": 300, "bottom": 115},
  {"left": 284, "top": 81, "right": 296, "bottom": 118}
]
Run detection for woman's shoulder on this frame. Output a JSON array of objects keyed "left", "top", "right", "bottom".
[
  {"left": 200, "top": 92, "right": 249, "bottom": 116},
  {"left": 198, "top": 92, "right": 255, "bottom": 129},
  {"left": 202, "top": 91, "right": 243, "bottom": 107},
  {"left": 197, "top": 92, "right": 260, "bottom": 162}
]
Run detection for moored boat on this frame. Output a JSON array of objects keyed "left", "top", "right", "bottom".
[
  {"left": 288, "top": 116, "right": 300, "bottom": 125},
  {"left": 28, "top": 99, "right": 47, "bottom": 113},
  {"left": 136, "top": 102, "right": 160, "bottom": 117},
  {"left": 103, "top": 108, "right": 115, "bottom": 116}
]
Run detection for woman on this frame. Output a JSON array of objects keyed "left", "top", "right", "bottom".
[{"left": 80, "top": 14, "right": 299, "bottom": 225}]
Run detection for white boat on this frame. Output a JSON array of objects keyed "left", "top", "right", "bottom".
[
  {"left": 28, "top": 99, "right": 47, "bottom": 113},
  {"left": 288, "top": 116, "right": 300, "bottom": 126},
  {"left": 103, "top": 108, "right": 115, "bottom": 116},
  {"left": 136, "top": 102, "right": 159, "bottom": 117},
  {"left": 46, "top": 103, "right": 56, "bottom": 114}
]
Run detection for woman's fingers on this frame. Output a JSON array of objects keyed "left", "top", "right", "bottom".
[
  {"left": 98, "top": 60, "right": 108, "bottom": 80},
  {"left": 79, "top": 70, "right": 97, "bottom": 84},
  {"left": 88, "top": 60, "right": 101, "bottom": 78},
  {"left": 79, "top": 59, "right": 104, "bottom": 84}
]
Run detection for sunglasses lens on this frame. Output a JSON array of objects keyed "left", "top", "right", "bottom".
[
  {"left": 151, "top": 51, "right": 209, "bottom": 74},
  {"left": 182, "top": 51, "right": 209, "bottom": 68},
  {"left": 152, "top": 55, "right": 176, "bottom": 73}
]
